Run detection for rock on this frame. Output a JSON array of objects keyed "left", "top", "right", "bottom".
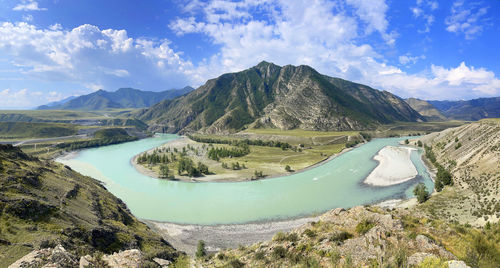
[
  {"left": 414, "top": 235, "right": 455, "bottom": 259},
  {"left": 153, "top": 257, "right": 172, "bottom": 267},
  {"left": 447, "top": 260, "right": 471, "bottom": 268},
  {"left": 9, "top": 245, "right": 77, "bottom": 268},
  {"left": 79, "top": 255, "right": 93, "bottom": 268},
  {"left": 101, "top": 249, "right": 143, "bottom": 268},
  {"left": 332, "top": 208, "right": 345, "bottom": 215},
  {"left": 408, "top": 252, "right": 436, "bottom": 266}
]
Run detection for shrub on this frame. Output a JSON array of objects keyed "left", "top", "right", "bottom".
[
  {"left": 285, "top": 165, "right": 292, "bottom": 172},
  {"left": 405, "top": 139, "right": 409, "bottom": 144},
  {"left": 413, "top": 183, "right": 429, "bottom": 203},
  {"left": 355, "top": 219, "right": 375, "bottom": 234},
  {"left": 196, "top": 240, "right": 206, "bottom": 258},
  {"left": 303, "top": 229, "right": 317, "bottom": 238},
  {"left": 329, "top": 231, "right": 353, "bottom": 244},
  {"left": 272, "top": 246, "right": 287, "bottom": 259},
  {"left": 228, "top": 259, "right": 245, "bottom": 268},
  {"left": 254, "top": 251, "right": 265, "bottom": 260}
]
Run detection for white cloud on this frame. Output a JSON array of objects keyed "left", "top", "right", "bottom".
[
  {"left": 22, "top": 14, "right": 33, "bottom": 22},
  {"left": 399, "top": 54, "right": 425, "bottom": 66},
  {"left": 0, "top": 22, "right": 194, "bottom": 92},
  {"left": 13, "top": 0, "right": 47, "bottom": 11},
  {"left": 445, "top": 0, "right": 489, "bottom": 40},
  {"left": 410, "top": 0, "right": 437, "bottom": 33},
  {"left": 171, "top": 0, "right": 500, "bottom": 100},
  {"left": 346, "top": 0, "right": 395, "bottom": 44}
]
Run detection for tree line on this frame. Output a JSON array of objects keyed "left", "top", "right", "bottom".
[
  {"left": 188, "top": 135, "right": 293, "bottom": 150},
  {"left": 207, "top": 145, "right": 250, "bottom": 161},
  {"left": 56, "top": 136, "right": 138, "bottom": 151}
]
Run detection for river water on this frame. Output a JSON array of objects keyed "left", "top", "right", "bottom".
[{"left": 58, "top": 134, "right": 433, "bottom": 225}]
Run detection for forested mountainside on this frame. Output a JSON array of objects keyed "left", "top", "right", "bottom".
[{"left": 138, "top": 61, "right": 424, "bottom": 134}]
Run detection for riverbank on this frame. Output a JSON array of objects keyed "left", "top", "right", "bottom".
[
  {"left": 131, "top": 136, "right": 355, "bottom": 183},
  {"left": 364, "top": 146, "right": 418, "bottom": 186}
]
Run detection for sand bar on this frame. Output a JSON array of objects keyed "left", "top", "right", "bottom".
[{"left": 364, "top": 146, "right": 417, "bottom": 186}]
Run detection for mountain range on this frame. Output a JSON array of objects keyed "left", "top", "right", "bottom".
[
  {"left": 137, "top": 61, "right": 424, "bottom": 134},
  {"left": 428, "top": 97, "right": 500, "bottom": 121},
  {"left": 37, "top": 87, "right": 194, "bottom": 110}
]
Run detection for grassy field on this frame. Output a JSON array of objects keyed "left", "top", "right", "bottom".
[
  {"left": 0, "top": 108, "right": 142, "bottom": 121},
  {"left": 0, "top": 122, "right": 78, "bottom": 139},
  {"left": 139, "top": 129, "right": 351, "bottom": 181},
  {"left": 243, "top": 128, "right": 359, "bottom": 137}
]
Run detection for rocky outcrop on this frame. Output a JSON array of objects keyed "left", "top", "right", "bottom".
[{"left": 200, "top": 206, "right": 463, "bottom": 267}]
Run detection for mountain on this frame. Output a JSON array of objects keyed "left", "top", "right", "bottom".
[
  {"left": 0, "top": 144, "right": 181, "bottom": 266},
  {"left": 36, "top": 95, "right": 77, "bottom": 110},
  {"left": 428, "top": 97, "right": 500, "bottom": 121},
  {"left": 37, "top": 86, "right": 194, "bottom": 110},
  {"left": 405, "top": 98, "right": 446, "bottom": 121},
  {"left": 138, "top": 62, "right": 424, "bottom": 134}
]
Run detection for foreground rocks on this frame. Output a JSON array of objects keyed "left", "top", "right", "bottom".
[
  {"left": 199, "top": 206, "right": 483, "bottom": 267},
  {"left": 9, "top": 245, "right": 173, "bottom": 268}
]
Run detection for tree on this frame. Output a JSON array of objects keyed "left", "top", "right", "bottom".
[
  {"left": 159, "top": 165, "right": 169, "bottom": 178},
  {"left": 285, "top": 165, "right": 292, "bottom": 172},
  {"left": 196, "top": 240, "right": 206, "bottom": 258},
  {"left": 405, "top": 139, "right": 409, "bottom": 145},
  {"left": 413, "top": 183, "right": 429, "bottom": 203},
  {"left": 417, "top": 140, "right": 423, "bottom": 147}
]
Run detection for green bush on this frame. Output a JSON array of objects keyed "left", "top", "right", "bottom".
[
  {"left": 196, "top": 240, "right": 206, "bottom": 258},
  {"left": 355, "top": 219, "right": 375, "bottom": 234},
  {"left": 272, "top": 246, "right": 287, "bottom": 259},
  {"left": 303, "top": 229, "right": 317, "bottom": 238},
  {"left": 413, "top": 183, "right": 429, "bottom": 203}
]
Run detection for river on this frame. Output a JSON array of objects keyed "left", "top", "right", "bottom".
[{"left": 57, "top": 134, "right": 433, "bottom": 225}]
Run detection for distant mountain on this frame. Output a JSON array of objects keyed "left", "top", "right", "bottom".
[
  {"left": 37, "top": 87, "right": 194, "bottom": 110},
  {"left": 405, "top": 98, "right": 446, "bottom": 121},
  {"left": 428, "top": 97, "right": 500, "bottom": 121},
  {"left": 137, "top": 61, "right": 424, "bottom": 134},
  {"left": 37, "top": 95, "right": 77, "bottom": 110}
]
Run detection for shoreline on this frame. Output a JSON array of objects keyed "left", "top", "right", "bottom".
[{"left": 130, "top": 136, "right": 358, "bottom": 183}]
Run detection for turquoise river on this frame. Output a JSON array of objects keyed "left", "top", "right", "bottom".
[{"left": 58, "top": 134, "right": 433, "bottom": 225}]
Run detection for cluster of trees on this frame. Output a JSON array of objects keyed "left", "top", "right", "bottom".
[
  {"left": 221, "top": 161, "right": 246, "bottom": 170},
  {"left": 359, "top": 132, "right": 372, "bottom": 141},
  {"left": 207, "top": 145, "right": 250, "bottom": 161},
  {"left": 136, "top": 151, "right": 172, "bottom": 165},
  {"left": 177, "top": 157, "right": 209, "bottom": 177},
  {"left": 424, "top": 144, "right": 453, "bottom": 192},
  {"left": 254, "top": 170, "right": 265, "bottom": 179},
  {"left": 188, "top": 135, "right": 293, "bottom": 150},
  {"left": 57, "top": 136, "right": 138, "bottom": 151}
]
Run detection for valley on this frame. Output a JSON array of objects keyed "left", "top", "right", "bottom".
[{"left": 1, "top": 62, "right": 499, "bottom": 268}]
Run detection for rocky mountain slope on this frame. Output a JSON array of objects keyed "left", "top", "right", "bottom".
[
  {"left": 199, "top": 206, "right": 498, "bottom": 267},
  {"left": 405, "top": 98, "right": 446, "bottom": 121},
  {"left": 138, "top": 62, "right": 424, "bottom": 134},
  {"left": 37, "top": 87, "right": 193, "bottom": 110},
  {"left": 0, "top": 144, "right": 181, "bottom": 267},
  {"left": 428, "top": 97, "right": 500, "bottom": 121},
  {"left": 418, "top": 119, "right": 500, "bottom": 226}
]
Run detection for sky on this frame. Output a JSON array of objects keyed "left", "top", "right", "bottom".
[{"left": 0, "top": 0, "right": 499, "bottom": 109}]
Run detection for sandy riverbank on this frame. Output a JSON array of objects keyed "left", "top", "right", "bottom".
[
  {"left": 364, "top": 146, "right": 418, "bottom": 186},
  {"left": 131, "top": 136, "right": 356, "bottom": 183},
  {"left": 144, "top": 215, "right": 320, "bottom": 255}
]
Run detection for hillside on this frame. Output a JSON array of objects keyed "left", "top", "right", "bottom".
[
  {"left": 199, "top": 206, "right": 498, "bottom": 267},
  {"left": 405, "top": 98, "right": 446, "bottom": 121},
  {"left": 138, "top": 62, "right": 424, "bottom": 134},
  {"left": 0, "top": 144, "right": 181, "bottom": 267},
  {"left": 418, "top": 119, "right": 500, "bottom": 226},
  {"left": 0, "top": 122, "right": 77, "bottom": 139},
  {"left": 428, "top": 97, "right": 500, "bottom": 121},
  {"left": 37, "top": 86, "right": 194, "bottom": 110}
]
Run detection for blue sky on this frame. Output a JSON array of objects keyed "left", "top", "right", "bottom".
[{"left": 0, "top": 0, "right": 499, "bottom": 108}]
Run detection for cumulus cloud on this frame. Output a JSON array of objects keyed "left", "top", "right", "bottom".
[
  {"left": 170, "top": 0, "right": 500, "bottom": 100},
  {"left": 411, "top": 0, "right": 438, "bottom": 33},
  {"left": 0, "top": 22, "right": 194, "bottom": 92},
  {"left": 445, "top": 0, "right": 489, "bottom": 40},
  {"left": 13, "top": 0, "right": 47, "bottom": 11}
]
